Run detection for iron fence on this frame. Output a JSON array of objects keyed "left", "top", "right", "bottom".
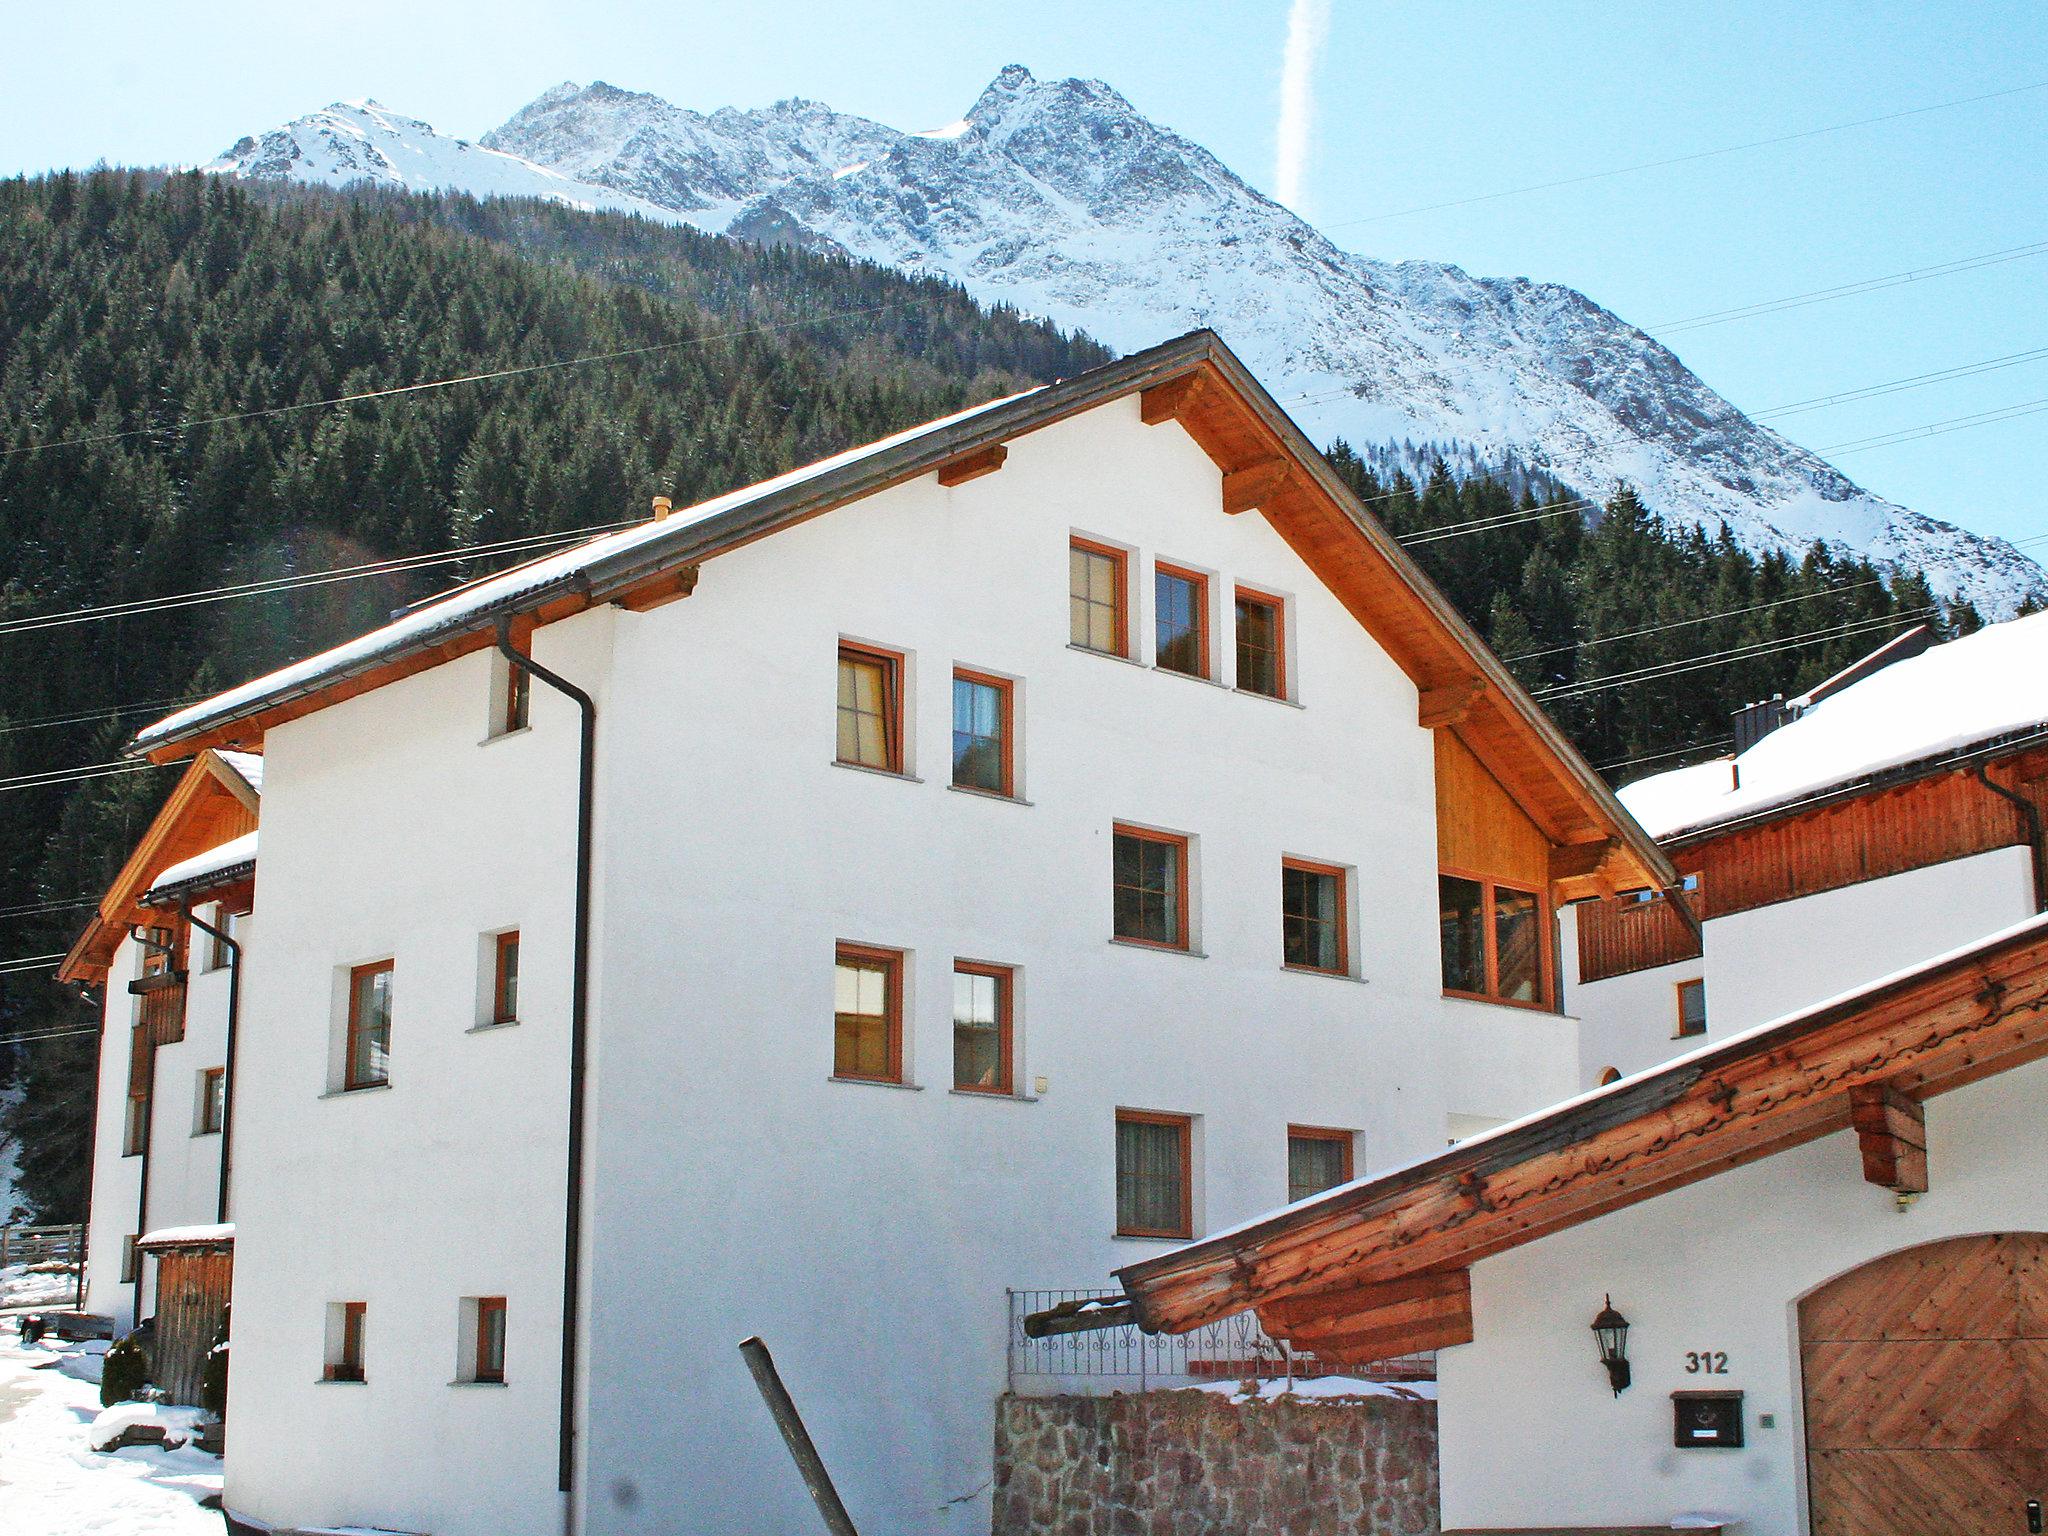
[{"left": 1005, "top": 1288, "right": 1434, "bottom": 1394}]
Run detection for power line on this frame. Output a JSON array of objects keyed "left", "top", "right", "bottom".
[
  {"left": 0, "top": 762, "right": 166, "bottom": 797},
  {"left": 1506, "top": 578, "right": 1889, "bottom": 662},
  {"left": 1596, "top": 738, "right": 1734, "bottom": 775},
  {"left": 1754, "top": 345, "right": 2048, "bottom": 420},
  {"left": 1651, "top": 240, "right": 2048, "bottom": 335},
  {"left": 0, "top": 1027, "right": 100, "bottom": 1046},
  {"left": 0, "top": 695, "right": 209, "bottom": 737},
  {"left": 1538, "top": 610, "right": 1933, "bottom": 701},
  {"left": 1322, "top": 79, "right": 2048, "bottom": 229},
  {"left": 1819, "top": 396, "right": 2048, "bottom": 456},
  {"left": 0, "top": 894, "right": 95, "bottom": 920},
  {"left": 0, "top": 299, "right": 928, "bottom": 460}
]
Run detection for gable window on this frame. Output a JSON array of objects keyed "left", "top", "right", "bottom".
[
  {"left": 1234, "top": 588, "right": 1286, "bottom": 698},
  {"left": 1439, "top": 874, "right": 1551, "bottom": 1008},
  {"left": 346, "top": 960, "right": 394, "bottom": 1090},
  {"left": 1287, "top": 1126, "right": 1354, "bottom": 1204},
  {"left": 473, "top": 1296, "right": 507, "bottom": 1384},
  {"left": 1115, "top": 1110, "right": 1193, "bottom": 1239},
  {"left": 326, "top": 1301, "right": 367, "bottom": 1382},
  {"left": 951, "top": 670, "right": 1014, "bottom": 796},
  {"left": 1112, "top": 825, "right": 1190, "bottom": 951},
  {"left": 1282, "top": 859, "right": 1348, "bottom": 974},
  {"left": 833, "top": 944, "right": 903, "bottom": 1083},
  {"left": 1154, "top": 564, "right": 1209, "bottom": 678},
  {"left": 952, "top": 961, "right": 1014, "bottom": 1094},
  {"left": 837, "top": 643, "right": 903, "bottom": 773},
  {"left": 1070, "top": 538, "right": 1128, "bottom": 656},
  {"left": 207, "top": 903, "right": 247, "bottom": 972},
  {"left": 197, "top": 1067, "right": 225, "bottom": 1135},
  {"left": 493, "top": 932, "right": 520, "bottom": 1025},
  {"left": 1676, "top": 977, "right": 1707, "bottom": 1038}
]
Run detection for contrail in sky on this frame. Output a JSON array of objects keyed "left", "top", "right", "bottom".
[{"left": 1275, "top": 0, "right": 1331, "bottom": 210}]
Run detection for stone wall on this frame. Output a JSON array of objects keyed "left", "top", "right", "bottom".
[{"left": 992, "top": 1388, "right": 1439, "bottom": 1536}]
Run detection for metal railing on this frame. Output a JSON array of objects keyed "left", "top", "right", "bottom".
[
  {"left": 1006, "top": 1288, "right": 1434, "bottom": 1394},
  {"left": 0, "top": 1223, "right": 84, "bottom": 1269}
]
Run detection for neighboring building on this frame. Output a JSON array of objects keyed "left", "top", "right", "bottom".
[
  {"left": 108, "top": 331, "right": 1670, "bottom": 1536},
  {"left": 1567, "top": 615, "right": 2048, "bottom": 1088},
  {"left": 1117, "top": 911, "right": 2048, "bottom": 1535},
  {"left": 60, "top": 747, "right": 260, "bottom": 1334}
]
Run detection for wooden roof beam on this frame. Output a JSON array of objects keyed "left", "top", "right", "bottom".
[
  {"left": 935, "top": 443, "right": 1008, "bottom": 487},
  {"left": 1139, "top": 370, "right": 1213, "bottom": 425},
  {"left": 1221, "top": 457, "right": 1292, "bottom": 515},
  {"left": 616, "top": 564, "right": 700, "bottom": 614},
  {"left": 1257, "top": 1267, "right": 1472, "bottom": 1361},
  {"left": 1849, "top": 1081, "right": 1928, "bottom": 1194},
  {"left": 1418, "top": 677, "right": 1486, "bottom": 730}
]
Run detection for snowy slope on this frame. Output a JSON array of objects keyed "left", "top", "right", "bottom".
[
  {"left": 203, "top": 100, "right": 684, "bottom": 223},
  {"left": 207, "top": 71, "right": 2046, "bottom": 614}
]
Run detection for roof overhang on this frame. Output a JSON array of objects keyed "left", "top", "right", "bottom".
[
  {"left": 1118, "top": 912, "right": 2048, "bottom": 1350},
  {"left": 126, "top": 330, "right": 1670, "bottom": 889}
]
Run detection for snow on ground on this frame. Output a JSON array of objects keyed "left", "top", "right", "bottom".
[
  {"left": 0, "top": 1261, "right": 83, "bottom": 1309},
  {"left": 1195, "top": 1374, "right": 1437, "bottom": 1403},
  {"left": 0, "top": 1333, "right": 221, "bottom": 1534}
]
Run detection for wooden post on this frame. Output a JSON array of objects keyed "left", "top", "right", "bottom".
[
  {"left": 739, "top": 1337, "right": 860, "bottom": 1536},
  {"left": 1849, "top": 1082, "right": 1928, "bottom": 1194}
]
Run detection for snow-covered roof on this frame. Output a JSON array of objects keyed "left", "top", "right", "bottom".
[
  {"left": 146, "top": 832, "right": 258, "bottom": 897},
  {"left": 216, "top": 750, "right": 263, "bottom": 794},
  {"left": 1619, "top": 611, "right": 2048, "bottom": 841},
  {"left": 137, "top": 1223, "right": 234, "bottom": 1249},
  {"left": 130, "top": 387, "right": 1037, "bottom": 756}
]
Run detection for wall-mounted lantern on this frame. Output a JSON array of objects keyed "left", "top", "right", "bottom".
[{"left": 1592, "top": 1295, "right": 1631, "bottom": 1395}]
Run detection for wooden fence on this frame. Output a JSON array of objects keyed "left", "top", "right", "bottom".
[{"left": 0, "top": 1223, "right": 84, "bottom": 1269}]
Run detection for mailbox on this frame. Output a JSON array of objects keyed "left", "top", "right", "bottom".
[{"left": 1673, "top": 1389, "right": 1744, "bottom": 1448}]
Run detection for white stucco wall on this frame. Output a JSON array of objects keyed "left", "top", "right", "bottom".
[
  {"left": 1438, "top": 1052, "right": 2048, "bottom": 1534},
  {"left": 83, "top": 922, "right": 239, "bottom": 1322},
  {"left": 212, "top": 396, "right": 1584, "bottom": 1536}
]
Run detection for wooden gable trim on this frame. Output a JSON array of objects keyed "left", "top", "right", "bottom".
[
  {"left": 1116, "top": 915, "right": 2048, "bottom": 1339},
  {"left": 1220, "top": 457, "right": 1292, "bottom": 516},
  {"left": 59, "top": 750, "right": 261, "bottom": 983},
  {"left": 936, "top": 443, "right": 1008, "bottom": 487}
]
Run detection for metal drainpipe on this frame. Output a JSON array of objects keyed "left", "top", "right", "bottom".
[
  {"left": 495, "top": 616, "right": 596, "bottom": 1528},
  {"left": 182, "top": 902, "right": 242, "bottom": 1224},
  {"left": 1974, "top": 762, "right": 2048, "bottom": 914}
]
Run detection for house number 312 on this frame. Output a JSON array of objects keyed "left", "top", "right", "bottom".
[{"left": 1685, "top": 1351, "right": 1729, "bottom": 1374}]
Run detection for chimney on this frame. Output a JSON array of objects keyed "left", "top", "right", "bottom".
[
  {"left": 1730, "top": 694, "right": 1792, "bottom": 756},
  {"left": 651, "top": 496, "right": 672, "bottom": 521}
]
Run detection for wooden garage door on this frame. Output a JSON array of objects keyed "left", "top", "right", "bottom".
[{"left": 1801, "top": 1233, "right": 2048, "bottom": 1535}]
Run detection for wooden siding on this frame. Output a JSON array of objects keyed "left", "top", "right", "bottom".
[
  {"left": 1435, "top": 730, "right": 1551, "bottom": 891},
  {"left": 149, "top": 1247, "right": 231, "bottom": 1406},
  {"left": 1577, "top": 886, "right": 1704, "bottom": 983}
]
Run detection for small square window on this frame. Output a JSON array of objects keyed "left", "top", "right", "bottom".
[
  {"left": 326, "top": 1301, "right": 367, "bottom": 1382},
  {"left": 837, "top": 643, "right": 904, "bottom": 773},
  {"left": 1116, "top": 1110, "right": 1193, "bottom": 1238},
  {"left": 833, "top": 944, "right": 904, "bottom": 1083},
  {"left": 1282, "top": 860, "right": 1347, "bottom": 974},
  {"left": 197, "top": 1067, "right": 225, "bottom": 1135},
  {"left": 1113, "top": 825, "right": 1191, "bottom": 950},
  {"left": 1070, "top": 539, "right": 1129, "bottom": 656},
  {"left": 952, "top": 962, "right": 1014, "bottom": 1094},
  {"left": 951, "top": 670, "right": 1014, "bottom": 796},
  {"left": 1234, "top": 589, "right": 1286, "bottom": 698},
  {"left": 1154, "top": 564, "right": 1209, "bottom": 678},
  {"left": 1287, "top": 1126, "right": 1354, "bottom": 1204},
  {"left": 1676, "top": 978, "right": 1707, "bottom": 1038},
  {"left": 493, "top": 932, "right": 520, "bottom": 1025},
  {"left": 346, "top": 961, "right": 393, "bottom": 1090}
]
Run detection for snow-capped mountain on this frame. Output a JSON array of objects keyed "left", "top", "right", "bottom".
[{"left": 208, "top": 70, "right": 2046, "bottom": 613}]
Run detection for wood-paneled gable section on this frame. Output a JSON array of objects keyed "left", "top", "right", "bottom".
[
  {"left": 1435, "top": 731, "right": 1550, "bottom": 892},
  {"left": 1115, "top": 915, "right": 2048, "bottom": 1356}
]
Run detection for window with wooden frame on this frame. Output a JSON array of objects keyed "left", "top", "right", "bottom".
[
  {"left": 504, "top": 655, "right": 531, "bottom": 736},
  {"left": 1115, "top": 1110, "right": 1193, "bottom": 1239},
  {"left": 122, "top": 1235, "right": 139, "bottom": 1284},
  {"left": 1286, "top": 1126, "right": 1354, "bottom": 1204},
  {"left": 1112, "top": 825, "right": 1190, "bottom": 951},
  {"left": 474, "top": 1296, "right": 507, "bottom": 1384},
  {"left": 345, "top": 960, "right": 394, "bottom": 1090},
  {"left": 123, "top": 1023, "right": 150, "bottom": 1155},
  {"left": 207, "top": 902, "right": 248, "bottom": 972},
  {"left": 1069, "top": 538, "right": 1129, "bottom": 656},
  {"left": 492, "top": 931, "right": 520, "bottom": 1025},
  {"left": 198, "top": 1067, "right": 225, "bottom": 1135},
  {"left": 951, "top": 961, "right": 1014, "bottom": 1094},
  {"left": 833, "top": 944, "right": 904, "bottom": 1083},
  {"left": 326, "top": 1301, "right": 367, "bottom": 1382},
  {"left": 1676, "top": 977, "right": 1707, "bottom": 1038},
  {"left": 1153, "top": 563, "right": 1210, "bottom": 678},
  {"left": 951, "top": 669, "right": 1014, "bottom": 796},
  {"left": 836, "top": 642, "right": 904, "bottom": 773},
  {"left": 1438, "top": 873, "right": 1552, "bottom": 1008},
  {"left": 1281, "top": 859, "right": 1348, "bottom": 974},
  {"left": 1234, "top": 587, "right": 1286, "bottom": 698}
]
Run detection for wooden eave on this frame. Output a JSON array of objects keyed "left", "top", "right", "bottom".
[
  {"left": 126, "top": 332, "right": 1669, "bottom": 889},
  {"left": 1117, "top": 913, "right": 2048, "bottom": 1342},
  {"left": 57, "top": 750, "right": 260, "bottom": 985}
]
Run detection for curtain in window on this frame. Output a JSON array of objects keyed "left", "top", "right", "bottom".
[
  {"left": 1116, "top": 1117, "right": 1187, "bottom": 1235},
  {"left": 836, "top": 654, "right": 892, "bottom": 768},
  {"left": 1288, "top": 1134, "right": 1348, "bottom": 1204},
  {"left": 1070, "top": 546, "right": 1122, "bottom": 652},
  {"left": 834, "top": 956, "right": 893, "bottom": 1078},
  {"left": 350, "top": 966, "right": 392, "bottom": 1086}
]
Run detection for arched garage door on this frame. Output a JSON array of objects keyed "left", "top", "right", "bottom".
[{"left": 1801, "top": 1232, "right": 2048, "bottom": 1534}]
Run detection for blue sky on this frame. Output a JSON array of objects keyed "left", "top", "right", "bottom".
[{"left": 6, "top": 1, "right": 2044, "bottom": 558}]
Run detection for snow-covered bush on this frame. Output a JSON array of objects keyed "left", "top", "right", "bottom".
[
  {"left": 200, "top": 1330, "right": 229, "bottom": 1419},
  {"left": 99, "top": 1333, "right": 150, "bottom": 1407}
]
